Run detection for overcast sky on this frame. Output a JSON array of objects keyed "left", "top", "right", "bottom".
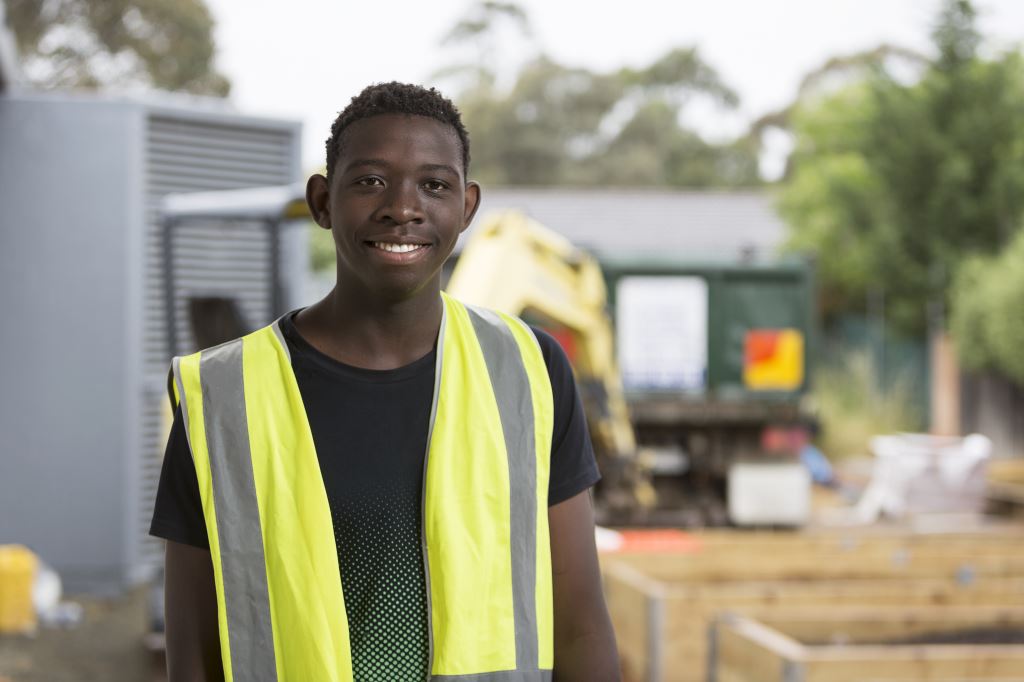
[{"left": 203, "top": 0, "right": 1024, "bottom": 176}]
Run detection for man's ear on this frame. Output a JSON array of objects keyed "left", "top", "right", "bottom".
[
  {"left": 306, "top": 174, "right": 332, "bottom": 230},
  {"left": 461, "top": 181, "right": 482, "bottom": 234}
]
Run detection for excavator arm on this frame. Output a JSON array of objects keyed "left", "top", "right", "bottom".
[{"left": 447, "top": 211, "right": 654, "bottom": 515}]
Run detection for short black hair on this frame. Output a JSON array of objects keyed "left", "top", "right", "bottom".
[{"left": 325, "top": 82, "right": 470, "bottom": 181}]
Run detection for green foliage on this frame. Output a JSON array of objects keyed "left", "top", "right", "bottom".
[
  {"left": 950, "top": 228, "right": 1024, "bottom": 383},
  {"left": 441, "top": 1, "right": 531, "bottom": 45},
  {"left": 309, "top": 223, "right": 336, "bottom": 274},
  {"left": 454, "top": 50, "right": 760, "bottom": 188},
  {"left": 439, "top": 3, "right": 759, "bottom": 188},
  {"left": 812, "top": 350, "right": 923, "bottom": 459},
  {"left": 779, "top": 0, "right": 1024, "bottom": 334},
  {"left": 933, "top": 0, "right": 981, "bottom": 71},
  {"left": 7, "top": 0, "right": 229, "bottom": 95},
  {"left": 435, "top": 0, "right": 533, "bottom": 93},
  {"left": 748, "top": 44, "right": 928, "bottom": 164},
  {"left": 778, "top": 86, "right": 881, "bottom": 307}
]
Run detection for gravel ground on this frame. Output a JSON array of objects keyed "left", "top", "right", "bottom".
[{"left": 0, "top": 587, "right": 165, "bottom": 682}]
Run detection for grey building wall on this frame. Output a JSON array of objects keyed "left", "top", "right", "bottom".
[
  {"left": 0, "top": 93, "right": 301, "bottom": 593},
  {"left": 0, "top": 97, "right": 143, "bottom": 591}
]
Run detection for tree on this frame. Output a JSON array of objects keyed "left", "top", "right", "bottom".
[
  {"left": 437, "top": 2, "right": 759, "bottom": 188},
  {"left": 950, "top": 228, "right": 1024, "bottom": 383},
  {"left": 6, "top": 0, "right": 229, "bottom": 95},
  {"left": 453, "top": 48, "right": 760, "bottom": 188},
  {"left": 779, "top": 0, "right": 1024, "bottom": 334},
  {"left": 435, "top": 0, "right": 534, "bottom": 93},
  {"left": 746, "top": 43, "right": 928, "bottom": 181}
]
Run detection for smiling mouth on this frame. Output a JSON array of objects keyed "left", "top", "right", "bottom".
[{"left": 369, "top": 241, "right": 429, "bottom": 254}]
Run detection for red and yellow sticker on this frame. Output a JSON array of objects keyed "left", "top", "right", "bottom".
[{"left": 743, "top": 329, "right": 804, "bottom": 390}]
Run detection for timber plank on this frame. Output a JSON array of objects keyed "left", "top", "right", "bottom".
[
  {"left": 711, "top": 610, "right": 1024, "bottom": 682},
  {"left": 602, "top": 529, "right": 1024, "bottom": 682}
]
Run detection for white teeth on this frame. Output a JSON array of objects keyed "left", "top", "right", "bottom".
[{"left": 373, "top": 242, "right": 426, "bottom": 253}]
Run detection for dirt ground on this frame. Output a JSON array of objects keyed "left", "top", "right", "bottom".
[{"left": 0, "top": 587, "right": 166, "bottom": 682}]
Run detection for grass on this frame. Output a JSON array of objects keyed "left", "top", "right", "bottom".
[{"left": 810, "top": 349, "right": 924, "bottom": 460}]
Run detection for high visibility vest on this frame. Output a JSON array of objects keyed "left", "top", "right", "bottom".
[{"left": 170, "top": 293, "right": 555, "bottom": 681}]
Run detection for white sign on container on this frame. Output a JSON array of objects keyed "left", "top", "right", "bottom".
[{"left": 616, "top": 276, "right": 708, "bottom": 391}]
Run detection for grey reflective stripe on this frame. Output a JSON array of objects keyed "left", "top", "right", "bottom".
[
  {"left": 270, "top": 318, "right": 291, "bottom": 363},
  {"left": 432, "top": 671, "right": 552, "bottom": 682},
  {"left": 423, "top": 304, "right": 446, "bottom": 678},
  {"left": 171, "top": 357, "right": 193, "bottom": 462},
  {"left": 465, "top": 305, "right": 538, "bottom": 672},
  {"left": 199, "top": 339, "right": 278, "bottom": 682}
]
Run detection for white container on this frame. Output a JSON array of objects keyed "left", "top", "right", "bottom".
[
  {"left": 727, "top": 461, "right": 811, "bottom": 526},
  {"left": 855, "top": 433, "right": 992, "bottom": 522}
]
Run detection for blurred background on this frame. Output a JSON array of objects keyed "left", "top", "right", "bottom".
[{"left": 2, "top": 0, "right": 1024, "bottom": 680}]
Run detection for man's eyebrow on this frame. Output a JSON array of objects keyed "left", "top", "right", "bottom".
[
  {"left": 419, "top": 163, "right": 460, "bottom": 176},
  {"left": 343, "top": 158, "right": 390, "bottom": 171},
  {"left": 341, "top": 160, "right": 460, "bottom": 176}
]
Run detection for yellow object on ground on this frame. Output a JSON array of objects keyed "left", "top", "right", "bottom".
[{"left": 0, "top": 545, "right": 37, "bottom": 634}]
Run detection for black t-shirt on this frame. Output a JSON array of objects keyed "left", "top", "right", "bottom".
[{"left": 150, "top": 311, "right": 599, "bottom": 682}]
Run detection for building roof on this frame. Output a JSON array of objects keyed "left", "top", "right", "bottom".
[
  {"left": 476, "top": 187, "right": 788, "bottom": 262},
  {"left": 163, "top": 183, "right": 307, "bottom": 221}
]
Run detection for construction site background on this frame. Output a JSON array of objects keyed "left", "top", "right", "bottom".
[{"left": 3, "top": 0, "right": 1024, "bottom": 680}]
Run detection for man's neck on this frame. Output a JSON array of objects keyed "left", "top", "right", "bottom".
[{"left": 294, "top": 284, "right": 443, "bottom": 370}]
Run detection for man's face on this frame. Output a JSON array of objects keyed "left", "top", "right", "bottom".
[{"left": 308, "top": 113, "right": 480, "bottom": 301}]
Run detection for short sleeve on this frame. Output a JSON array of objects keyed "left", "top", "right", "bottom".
[
  {"left": 149, "top": 405, "right": 210, "bottom": 549},
  {"left": 532, "top": 328, "right": 601, "bottom": 506}
]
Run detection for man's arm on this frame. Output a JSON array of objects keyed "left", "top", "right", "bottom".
[
  {"left": 549, "top": 490, "right": 620, "bottom": 681},
  {"left": 164, "top": 540, "right": 224, "bottom": 682}
]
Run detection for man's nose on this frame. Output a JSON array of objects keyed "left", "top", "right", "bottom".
[{"left": 375, "top": 181, "right": 424, "bottom": 225}]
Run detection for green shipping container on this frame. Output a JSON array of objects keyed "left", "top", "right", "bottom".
[
  {"left": 598, "top": 258, "right": 815, "bottom": 448},
  {"left": 602, "top": 255, "right": 816, "bottom": 401}
]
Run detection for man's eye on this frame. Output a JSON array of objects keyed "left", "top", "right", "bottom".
[
  {"left": 424, "top": 180, "right": 448, "bottom": 192},
  {"left": 356, "top": 177, "right": 383, "bottom": 187}
]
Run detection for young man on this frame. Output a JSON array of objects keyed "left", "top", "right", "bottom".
[{"left": 150, "top": 82, "right": 620, "bottom": 681}]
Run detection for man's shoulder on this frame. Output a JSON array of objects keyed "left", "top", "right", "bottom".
[
  {"left": 528, "top": 326, "right": 564, "bottom": 360},
  {"left": 528, "top": 326, "right": 577, "bottom": 394},
  {"left": 174, "top": 320, "right": 285, "bottom": 362}
]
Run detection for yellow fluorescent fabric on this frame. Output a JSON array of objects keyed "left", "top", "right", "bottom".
[
  {"left": 173, "top": 295, "right": 555, "bottom": 680},
  {"left": 244, "top": 330, "right": 352, "bottom": 682},
  {"left": 426, "top": 300, "right": 516, "bottom": 674},
  {"left": 175, "top": 352, "right": 235, "bottom": 682},
  {"left": 502, "top": 314, "right": 555, "bottom": 669}
]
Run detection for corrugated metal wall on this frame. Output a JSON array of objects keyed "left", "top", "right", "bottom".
[{"left": 137, "top": 114, "right": 297, "bottom": 571}]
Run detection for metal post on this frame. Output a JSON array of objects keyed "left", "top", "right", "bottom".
[
  {"left": 706, "top": 617, "right": 719, "bottom": 682},
  {"left": 268, "top": 218, "right": 283, "bottom": 318},
  {"left": 162, "top": 217, "right": 178, "bottom": 359},
  {"left": 646, "top": 594, "right": 664, "bottom": 682}
]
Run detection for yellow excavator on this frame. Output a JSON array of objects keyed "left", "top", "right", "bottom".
[{"left": 447, "top": 211, "right": 656, "bottom": 519}]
